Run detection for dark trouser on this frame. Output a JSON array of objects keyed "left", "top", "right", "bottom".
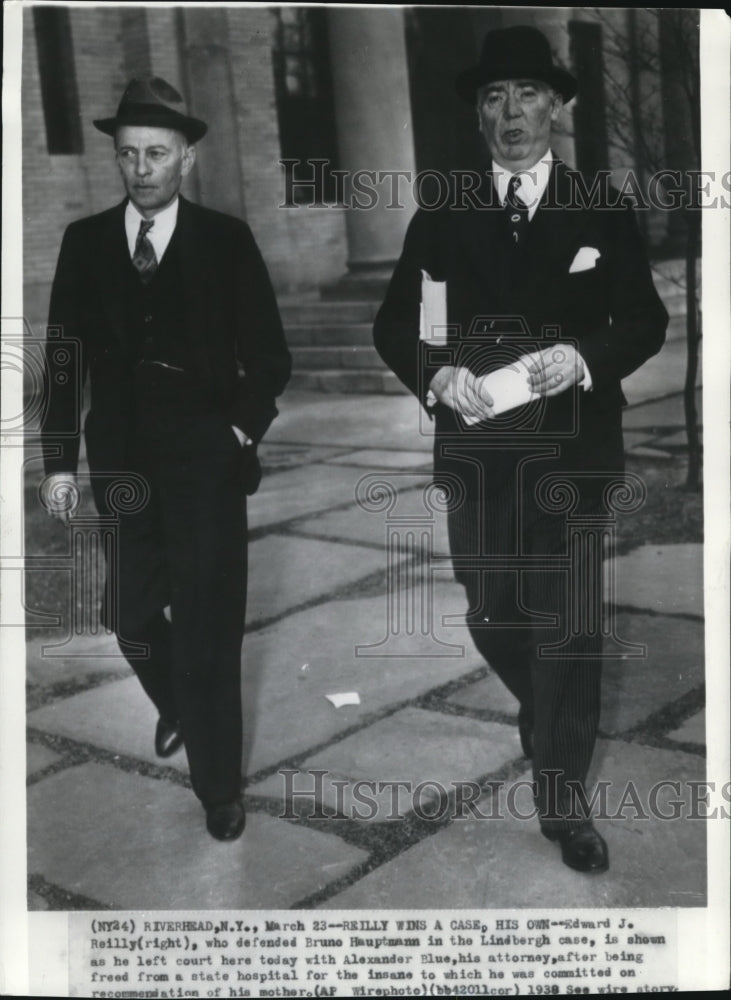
[
  {"left": 106, "top": 374, "right": 248, "bottom": 807},
  {"left": 447, "top": 479, "right": 604, "bottom": 831}
]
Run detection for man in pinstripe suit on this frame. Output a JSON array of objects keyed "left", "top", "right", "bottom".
[{"left": 374, "top": 26, "right": 667, "bottom": 872}]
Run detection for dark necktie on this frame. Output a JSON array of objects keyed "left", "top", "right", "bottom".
[
  {"left": 504, "top": 175, "right": 529, "bottom": 249},
  {"left": 132, "top": 219, "right": 158, "bottom": 285}
]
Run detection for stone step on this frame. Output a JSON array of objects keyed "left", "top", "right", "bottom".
[
  {"left": 319, "top": 273, "right": 392, "bottom": 302},
  {"left": 279, "top": 299, "right": 380, "bottom": 325},
  {"left": 291, "top": 345, "right": 383, "bottom": 370},
  {"left": 285, "top": 323, "right": 373, "bottom": 347},
  {"left": 288, "top": 368, "right": 407, "bottom": 394}
]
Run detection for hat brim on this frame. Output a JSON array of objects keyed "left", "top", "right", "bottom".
[
  {"left": 455, "top": 65, "right": 577, "bottom": 105},
  {"left": 94, "top": 106, "right": 208, "bottom": 144}
]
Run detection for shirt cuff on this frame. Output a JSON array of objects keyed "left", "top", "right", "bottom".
[
  {"left": 231, "top": 425, "right": 252, "bottom": 447},
  {"left": 579, "top": 354, "right": 593, "bottom": 391}
]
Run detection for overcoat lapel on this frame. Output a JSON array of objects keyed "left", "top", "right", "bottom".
[
  {"left": 171, "top": 196, "right": 213, "bottom": 378},
  {"left": 455, "top": 170, "right": 506, "bottom": 305},
  {"left": 96, "top": 200, "right": 132, "bottom": 350},
  {"left": 519, "top": 160, "right": 591, "bottom": 297}
]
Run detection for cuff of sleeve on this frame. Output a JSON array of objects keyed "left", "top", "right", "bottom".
[
  {"left": 579, "top": 354, "right": 593, "bottom": 391},
  {"left": 228, "top": 398, "right": 277, "bottom": 445}
]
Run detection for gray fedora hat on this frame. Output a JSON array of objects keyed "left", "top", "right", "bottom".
[
  {"left": 94, "top": 77, "right": 208, "bottom": 143},
  {"left": 456, "top": 25, "right": 577, "bottom": 104}
]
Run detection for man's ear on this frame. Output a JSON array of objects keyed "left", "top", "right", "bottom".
[
  {"left": 550, "top": 91, "right": 564, "bottom": 122},
  {"left": 181, "top": 143, "right": 197, "bottom": 177}
]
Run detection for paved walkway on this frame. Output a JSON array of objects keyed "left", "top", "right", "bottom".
[{"left": 25, "top": 334, "right": 706, "bottom": 911}]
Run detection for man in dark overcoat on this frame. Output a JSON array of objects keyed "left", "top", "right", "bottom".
[
  {"left": 41, "top": 78, "right": 291, "bottom": 840},
  {"left": 374, "top": 26, "right": 668, "bottom": 871}
]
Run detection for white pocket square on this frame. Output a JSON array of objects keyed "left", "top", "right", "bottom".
[{"left": 569, "top": 247, "right": 600, "bottom": 273}]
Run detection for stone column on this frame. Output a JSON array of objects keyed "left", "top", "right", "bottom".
[
  {"left": 176, "top": 7, "right": 246, "bottom": 219},
  {"left": 328, "top": 8, "right": 417, "bottom": 272}
]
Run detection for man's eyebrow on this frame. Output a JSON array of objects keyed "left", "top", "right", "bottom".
[{"left": 118, "top": 144, "right": 171, "bottom": 152}]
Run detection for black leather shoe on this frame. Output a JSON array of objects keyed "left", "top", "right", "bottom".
[
  {"left": 154, "top": 718, "right": 183, "bottom": 758},
  {"left": 542, "top": 823, "right": 609, "bottom": 873},
  {"left": 206, "top": 800, "right": 246, "bottom": 841}
]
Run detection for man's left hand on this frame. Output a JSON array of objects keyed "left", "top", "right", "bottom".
[{"left": 526, "top": 344, "right": 585, "bottom": 398}]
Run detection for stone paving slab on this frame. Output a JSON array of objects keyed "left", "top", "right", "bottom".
[
  {"left": 667, "top": 709, "right": 705, "bottom": 745},
  {"left": 27, "top": 763, "right": 368, "bottom": 910},
  {"left": 248, "top": 462, "right": 366, "bottom": 529},
  {"left": 27, "top": 632, "right": 125, "bottom": 690},
  {"left": 247, "top": 533, "right": 386, "bottom": 625},
  {"left": 610, "top": 543, "right": 703, "bottom": 617},
  {"left": 28, "top": 584, "right": 481, "bottom": 777},
  {"left": 446, "top": 670, "right": 521, "bottom": 717},
  {"left": 241, "top": 583, "right": 481, "bottom": 775},
  {"left": 293, "top": 503, "right": 451, "bottom": 558},
  {"left": 601, "top": 613, "right": 704, "bottom": 734},
  {"left": 255, "top": 707, "right": 521, "bottom": 821},
  {"left": 267, "top": 394, "right": 425, "bottom": 449},
  {"left": 323, "top": 740, "right": 705, "bottom": 909},
  {"left": 26, "top": 742, "right": 62, "bottom": 778},
  {"left": 27, "top": 675, "right": 189, "bottom": 774},
  {"left": 327, "top": 448, "right": 432, "bottom": 468}
]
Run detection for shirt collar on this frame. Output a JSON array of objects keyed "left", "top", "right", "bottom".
[
  {"left": 124, "top": 196, "right": 179, "bottom": 259},
  {"left": 493, "top": 150, "right": 554, "bottom": 218}
]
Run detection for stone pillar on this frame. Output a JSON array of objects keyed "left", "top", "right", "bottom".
[
  {"left": 176, "top": 8, "right": 246, "bottom": 219},
  {"left": 328, "top": 8, "right": 417, "bottom": 272}
]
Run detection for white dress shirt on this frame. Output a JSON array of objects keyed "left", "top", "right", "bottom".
[
  {"left": 125, "top": 197, "right": 179, "bottom": 261},
  {"left": 492, "top": 150, "right": 553, "bottom": 220}
]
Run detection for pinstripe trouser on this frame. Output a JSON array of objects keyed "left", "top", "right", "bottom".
[{"left": 447, "top": 478, "right": 604, "bottom": 831}]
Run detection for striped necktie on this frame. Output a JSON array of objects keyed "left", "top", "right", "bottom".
[
  {"left": 504, "top": 175, "right": 529, "bottom": 248},
  {"left": 132, "top": 219, "right": 158, "bottom": 285}
]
